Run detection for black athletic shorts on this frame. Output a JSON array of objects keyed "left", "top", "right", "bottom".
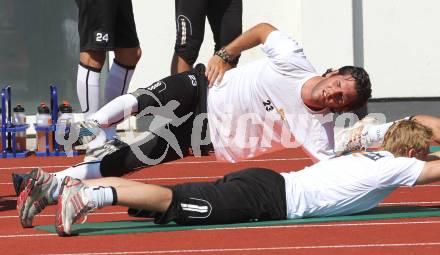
[
  {"left": 75, "top": 0, "right": 140, "bottom": 51},
  {"left": 174, "top": 0, "right": 242, "bottom": 65},
  {"left": 99, "top": 67, "right": 209, "bottom": 177},
  {"left": 155, "top": 168, "right": 287, "bottom": 225}
]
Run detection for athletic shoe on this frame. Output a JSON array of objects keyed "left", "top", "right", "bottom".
[
  {"left": 83, "top": 137, "right": 129, "bottom": 162},
  {"left": 56, "top": 176, "right": 96, "bottom": 236},
  {"left": 71, "top": 119, "right": 101, "bottom": 145},
  {"left": 16, "top": 168, "right": 58, "bottom": 228},
  {"left": 334, "top": 116, "right": 380, "bottom": 154},
  {"left": 12, "top": 172, "right": 32, "bottom": 196}
]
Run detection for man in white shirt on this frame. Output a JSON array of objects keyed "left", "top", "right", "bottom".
[
  {"left": 15, "top": 23, "right": 373, "bottom": 228},
  {"left": 19, "top": 119, "right": 438, "bottom": 236}
]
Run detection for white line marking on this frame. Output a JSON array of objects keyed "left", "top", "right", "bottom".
[
  {"left": 0, "top": 157, "right": 311, "bottom": 171},
  {"left": 0, "top": 233, "right": 57, "bottom": 238},
  {"left": 0, "top": 176, "right": 223, "bottom": 185},
  {"left": 0, "top": 211, "right": 126, "bottom": 219},
  {"left": 41, "top": 242, "right": 440, "bottom": 255}
]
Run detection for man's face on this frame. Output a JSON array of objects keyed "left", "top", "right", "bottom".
[{"left": 312, "top": 74, "right": 358, "bottom": 112}]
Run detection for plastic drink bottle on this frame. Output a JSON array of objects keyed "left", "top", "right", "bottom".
[
  {"left": 12, "top": 104, "right": 26, "bottom": 151},
  {"left": 36, "top": 102, "right": 53, "bottom": 152}
]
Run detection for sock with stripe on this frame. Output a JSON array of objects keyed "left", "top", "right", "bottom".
[
  {"left": 84, "top": 186, "right": 117, "bottom": 209},
  {"left": 77, "top": 63, "right": 101, "bottom": 119},
  {"left": 52, "top": 161, "right": 103, "bottom": 200},
  {"left": 103, "top": 59, "right": 135, "bottom": 140}
]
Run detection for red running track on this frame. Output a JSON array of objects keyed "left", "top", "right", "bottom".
[{"left": 1, "top": 148, "right": 440, "bottom": 255}]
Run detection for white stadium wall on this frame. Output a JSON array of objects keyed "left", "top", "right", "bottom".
[{"left": 130, "top": 0, "right": 440, "bottom": 99}]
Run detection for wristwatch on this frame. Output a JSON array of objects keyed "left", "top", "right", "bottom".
[{"left": 214, "top": 47, "right": 235, "bottom": 64}]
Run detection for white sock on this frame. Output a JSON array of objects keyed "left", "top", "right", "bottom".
[
  {"left": 77, "top": 63, "right": 101, "bottom": 119},
  {"left": 52, "top": 161, "right": 102, "bottom": 199},
  {"left": 104, "top": 60, "right": 134, "bottom": 104},
  {"left": 363, "top": 121, "right": 396, "bottom": 146},
  {"left": 103, "top": 60, "right": 135, "bottom": 140},
  {"left": 90, "top": 94, "right": 138, "bottom": 128},
  {"left": 84, "top": 186, "right": 116, "bottom": 209}
]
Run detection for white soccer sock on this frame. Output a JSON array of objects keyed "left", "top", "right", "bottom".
[
  {"left": 89, "top": 94, "right": 138, "bottom": 128},
  {"left": 362, "top": 121, "right": 396, "bottom": 146},
  {"left": 52, "top": 161, "right": 102, "bottom": 200},
  {"left": 77, "top": 63, "right": 101, "bottom": 119},
  {"left": 84, "top": 186, "right": 116, "bottom": 209},
  {"left": 103, "top": 60, "right": 135, "bottom": 140}
]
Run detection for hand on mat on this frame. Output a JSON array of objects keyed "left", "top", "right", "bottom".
[{"left": 206, "top": 55, "right": 232, "bottom": 87}]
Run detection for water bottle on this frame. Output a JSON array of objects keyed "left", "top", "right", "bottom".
[
  {"left": 57, "top": 101, "right": 74, "bottom": 151},
  {"left": 13, "top": 104, "right": 26, "bottom": 152},
  {"left": 36, "top": 102, "right": 53, "bottom": 152},
  {"left": 58, "top": 101, "right": 73, "bottom": 126}
]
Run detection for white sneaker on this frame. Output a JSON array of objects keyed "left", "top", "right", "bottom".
[
  {"left": 83, "top": 137, "right": 129, "bottom": 162},
  {"left": 71, "top": 119, "right": 101, "bottom": 146},
  {"left": 334, "top": 116, "right": 380, "bottom": 154},
  {"left": 16, "top": 168, "right": 58, "bottom": 228},
  {"left": 56, "top": 176, "right": 96, "bottom": 236}
]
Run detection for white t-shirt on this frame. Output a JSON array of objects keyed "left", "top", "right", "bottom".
[
  {"left": 207, "top": 30, "right": 335, "bottom": 163},
  {"left": 281, "top": 151, "right": 425, "bottom": 219}
]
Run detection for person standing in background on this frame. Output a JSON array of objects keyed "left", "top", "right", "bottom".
[
  {"left": 171, "top": 0, "right": 242, "bottom": 76},
  {"left": 75, "top": 0, "right": 142, "bottom": 147}
]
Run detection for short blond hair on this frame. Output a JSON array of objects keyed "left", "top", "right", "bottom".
[{"left": 382, "top": 120, "right": 432, "bottom": 157}]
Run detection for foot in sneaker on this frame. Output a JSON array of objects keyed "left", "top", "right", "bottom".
[
  {"left": 71, "top": 119, "right": 101, "bottom": 145},
  {"left": 56, "top": 176, "right": 96, "bottom": 236},
  {"left": 16, "top": 168, "right": 58, "bottom": 228},
  {"left": 12, "top": 172, "right": 32, "bottom": 196},
  {"left": 334, "top": 116, "right": 380, "bottom": 154},
  {"left": 84, "top": 137, "right": 129, "bottom": 162}
]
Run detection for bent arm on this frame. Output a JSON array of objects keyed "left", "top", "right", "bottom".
[
  {"left": 206, "top": 23, "right": 277, "bottom": 85},
  {"left": 416, "top": 160, "right": 440, "bottom": 185},
  {"left": 223, "top": 23, "right": 277, "bottom": 60}
]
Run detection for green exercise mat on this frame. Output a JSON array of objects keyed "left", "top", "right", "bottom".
[{"left": 36, "top": 205, "right": 440, "bottom": 236}]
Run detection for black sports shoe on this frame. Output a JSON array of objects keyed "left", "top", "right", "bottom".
[
  {"left": 127, "top": 208, "right": 156, "bottom": 218},
  {"left": 12, "top": 172, "right": 32, "bottom": 196}
]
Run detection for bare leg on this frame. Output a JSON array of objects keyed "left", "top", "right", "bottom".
[
  {"left": 171, "top": 53, "right": 192, "bottom": 75},
  {"left": 412, "top": 115, "right": 440, "bottom": 143},
  {"left": 80, "top": 51, "right": 106, "bottom": 69},
  {"left": 114, "top": 47, "right": 142, "bottom": 67},
  {"left": 83, "top": 177, "right": 172, "bottom": 212}
]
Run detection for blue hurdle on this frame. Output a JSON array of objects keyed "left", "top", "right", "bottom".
[
  {"left": 34, "top": 85, "right": 78, "bottom": 157},
  {"left": 1, "top": 86, "right": 30, "bottom": 158}
]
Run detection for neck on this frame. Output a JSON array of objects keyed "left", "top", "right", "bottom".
[{"left": 301, "top": 76, "right": 325, "bottom": 111}]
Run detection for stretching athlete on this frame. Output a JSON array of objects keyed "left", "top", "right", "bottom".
[
  {"left": 19, "top": 120, "right": 439, "bottom": 236},
  {"left": 14, "top": 23, "right": 372, "bottom": 228}
]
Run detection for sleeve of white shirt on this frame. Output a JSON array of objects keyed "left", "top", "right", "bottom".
[
  {"left": 377, "top": 157, "right": 425, "bottom": 188},
  {"left": 261, "top": 30, "right": 316, "bottom": 75}
]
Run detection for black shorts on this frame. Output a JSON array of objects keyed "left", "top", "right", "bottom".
[
  {"left": 155, "top": 168, "right": 287, "bottom": 225},
  {"left": 75, "top": 0, "right": 140, "bottom": 51},
  {"left": 174, "top": 0, "right": 242, "bottom": 65},
  {"left": 99, "top": 68, "right": 210, "bottom": 177}
]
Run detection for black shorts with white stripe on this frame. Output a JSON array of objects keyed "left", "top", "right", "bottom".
[
  {"left": 174, "top": 0, "right": 242, "bottom": 65},
  {"left": 75, "top": 0, "right": 139, "bottom": 51},
  {"left": 154, "top": 168, "right": 287, "bottom": 225}
]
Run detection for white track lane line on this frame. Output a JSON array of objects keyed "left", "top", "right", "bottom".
[
  {"left": 0, "top": 157, "right": 311, "bottom": 171},
  {"left": 40, "top": 242, "right": 440, "bottom": 255}
]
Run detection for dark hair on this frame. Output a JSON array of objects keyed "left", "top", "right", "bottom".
[{"left": 338, "top": 66, "right": 372, "bottom": 111}]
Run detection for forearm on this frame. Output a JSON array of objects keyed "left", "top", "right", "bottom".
[{"left": 223, "top": 23, "right": 277, "bottom": 60}]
